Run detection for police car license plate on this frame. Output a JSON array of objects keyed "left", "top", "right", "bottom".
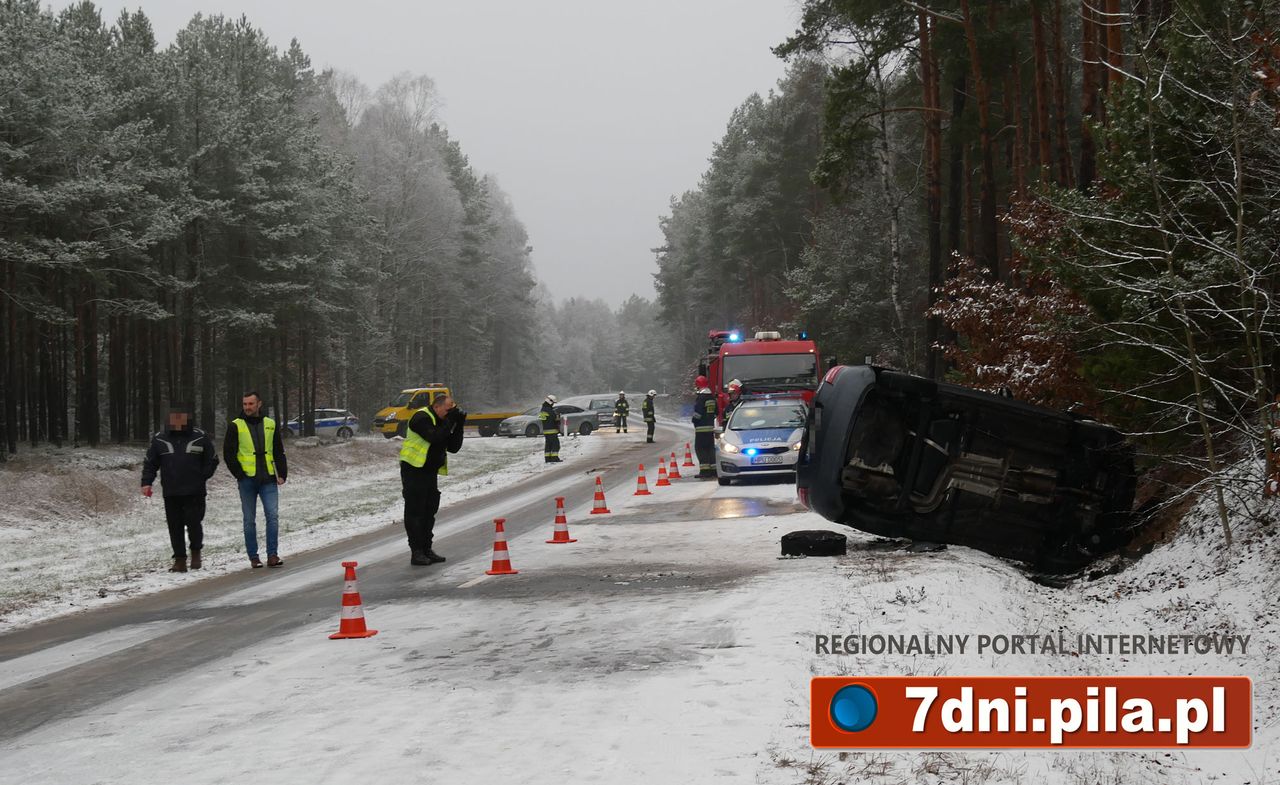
[{"left": 751, "top": 454, "right": 784, "bottom": 465}]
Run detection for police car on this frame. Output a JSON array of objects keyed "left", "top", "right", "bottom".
[
  {"left": 715, "top": 397, "right": 808, "bottom": 485},
  {"left": 284, "top": 409, "right": 359, "bottom": 439}
]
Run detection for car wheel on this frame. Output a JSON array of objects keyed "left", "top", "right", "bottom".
[
  {"left": 718, "top": 477, "right": 731, "bottom": 486},
  {"left": 382, "top": 431, "right": 395, "bottom": 440},
  {"left": 578, "top": 422, "right": 594, "bottom": 436},
  {"left": 337, "top": 426, "right": 353, "bottom": 439},
  {"left": 478, "top": 424, "right": 496, "bottom": 437},
  {"left": 525, "top": 423, "right": 541, "bottom": 438}
]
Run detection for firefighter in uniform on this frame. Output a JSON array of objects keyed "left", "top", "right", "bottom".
[
  {"left": 642, "top": 390, "right": 657, "bottom": 443},
  {"left": 399, "top": 394, "right": 466, "bottom": 565},
  {"left": 614, "top": 391, "right": 630, "bottom": 433},
  {"left": 692, "top": 375, "right": 718, "bottom": 478},
  {"left": 540, "top": 395, "right": 562, "bottom": 463}
]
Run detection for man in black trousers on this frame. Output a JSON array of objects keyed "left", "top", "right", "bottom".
[
  {"left": 399, "top": 393, "right": 466, "bottom": 565},
  {"left": 141, "top": 403, "right": 219, "bottom": 572}
]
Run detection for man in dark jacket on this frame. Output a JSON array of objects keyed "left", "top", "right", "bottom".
[
  {"left": 540, "top": 395, "right": 561, "bottom": 463},
  {"left": 224, "top": 391, "right": 288, "bottom": 569},
  {"left": 614, "top": 391, "right": 630, "bottom": 433},
  {"left": 142, "top": 403, "right": 219, "bottom": 573},
  {"left": 399, "top": 393, "right": 466, "bottom": 565},
  {"left": 642, "top": 390, "right": 657, "bottom": 443},
  {"left": 692, "top": 376, "right": 718, "bottom": 478}
]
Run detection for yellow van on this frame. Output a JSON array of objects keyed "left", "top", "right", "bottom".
[
  {"left": 372, "top": 385, "right": 521, "bottom": 438},
  {"left": 372, "top": 385, "right": 451, "bottom": 438}
]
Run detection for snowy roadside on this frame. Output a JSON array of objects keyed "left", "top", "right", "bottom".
[
  {"left": 5, "top": 472, "right": 1271, "bottom": 784},
  {"left": 0, "top": 431, "right": 613, "bottom": 633},
  {"left": 1, "top": 450, "right": 1274, "bottom": 783},
  {"left": 758, "top": 482, "right": 1279, "bottom": 784}
]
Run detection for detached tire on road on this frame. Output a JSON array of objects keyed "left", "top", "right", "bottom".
[{"left": 781, "top": 530, "right": 847, "bottom": 557}]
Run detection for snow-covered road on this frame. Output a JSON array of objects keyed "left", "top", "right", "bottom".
[{"left": 0, "top": 429, "right": 1274, "bottom": 784}]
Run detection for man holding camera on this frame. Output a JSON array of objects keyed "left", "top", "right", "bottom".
[{"left": 399, "top": 393, "right": 466, "bottom": 565}]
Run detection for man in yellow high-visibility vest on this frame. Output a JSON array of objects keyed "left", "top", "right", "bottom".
[
  {"left": 400, "top": 393, "right": 466, "bottom": 565},
  {"left": 223, "top": 391, "right": 288, "bottom": 569}
]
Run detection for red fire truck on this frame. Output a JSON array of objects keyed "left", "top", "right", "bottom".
[{"left": 697, "top": 329, "right": 827, "bottom": 424}]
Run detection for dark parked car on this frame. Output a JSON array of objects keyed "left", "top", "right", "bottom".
[{"left": 797, "top": 366, "right": 1137, "bottom": 573}]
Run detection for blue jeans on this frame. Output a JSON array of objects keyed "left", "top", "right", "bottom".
[{"left": 238, "top": 479, "right": 280, "bottom": 559}]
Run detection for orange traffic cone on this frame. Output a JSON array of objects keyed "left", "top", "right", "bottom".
[
  {"left": 655, "top": 461, "right": 671, "bottom": 487},
  {"left": 329, "top": 561, "right": 378, "bottom": 639},
  {"left": 634, "top": 464, "right": 652, "bottom": 496},
  {"left": 683, "top": 443, "right": 695, "bottom": 467},
  {"left": 590, "top": 476, "right": 612, "bottom": 514},
  {"left": 547, "top": 497, "right": 577, "bottom": 543},
  {"left": 668, "top": 452, "right": 683, "bottom": 480},
  {"left": 486, "top": 518, "right": 519, "bottom": 574}
]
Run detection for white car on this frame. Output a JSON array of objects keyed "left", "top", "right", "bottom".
[
  {"left": 715, "top": 398, "right": 807, "bottom": 485},
  {"left": 284, "top": 408, "right": 359, "bottom": 439}
]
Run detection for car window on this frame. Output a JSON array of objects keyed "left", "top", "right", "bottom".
[
  {"left": 555, "top": 405, "right": 582, "bottom": 413},
  {"left": 391, "top": 392, "right": 412, "bottom": 407},
  {"left": 590, "top": 400, "right": 612, "bottom": 410},
  {"left": 522, "top": 406, "right": 541, "bottom": 417},
  {"left": 729, "top": 405, "right": 808, "bottom": 431}
]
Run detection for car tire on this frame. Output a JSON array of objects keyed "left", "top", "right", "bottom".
[
  {"left": 578, "top": 422, "right": 594, "bottom": 436},
  {"left": 478, "top": 424, "right": 496, "bottom": 437},
  {"left": 525, "top": 423, "right": 540, "bottom": 438},
  {"left": 717, "top": 477, "right": 731, "bottom": 486},
  {"left": 337, "top": 426, "right": 353, "bottom": 440},
  {"left": 382, "top": 431, "right": 395, "bottom": 440}
]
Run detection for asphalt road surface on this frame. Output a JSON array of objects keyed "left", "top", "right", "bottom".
[{"left": 0, "top": 422, "right": 790, "bottom": 742}]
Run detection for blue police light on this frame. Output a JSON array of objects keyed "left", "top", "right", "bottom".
[
  {"left": 729, "top": 331, "right": 741, "bottom": 342},
  {"left": 745, "top": 447, "right": 758, "bottom": 456},
  {"left": 798, "top": 330, "right": 809, "bottom": 340}
]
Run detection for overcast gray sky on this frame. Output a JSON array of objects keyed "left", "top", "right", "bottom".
[{"left": 86, "top": 0, "right": 800, "bottom": 306}]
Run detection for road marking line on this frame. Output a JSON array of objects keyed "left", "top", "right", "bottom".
[
  {"left": 0, "top": 619, "right": 189, "bottom": 692},
  {"left": 456, "top": 575, "right": 491, "bottom": 589}
]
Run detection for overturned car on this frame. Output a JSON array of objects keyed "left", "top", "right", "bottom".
[{"left": 796, "top": 366, "right": 1137, "bottom": 573}]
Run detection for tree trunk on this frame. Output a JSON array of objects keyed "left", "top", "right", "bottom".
[
  {"left": 1103, "top": 0, "right": 1125, "bottom": 90},
  {"left": 919, "top": 9, "right": 945, "bottom": 380},
  {"left": 200, "top": 324, "right": 216, "bottom": 434},
  {"left": 1080, "top": 0, "right": 1102, "bottom": 190},
  {"left": 1051, "top": 0, "right": 1075, "bottom": 187},
  {"left": 870, "top": 55, "right": 907, "bottom": 355},
  {"left": 1030, "top": 0, "right": 1054, "bottom": 182},
  {"left": 945, "top": 70, "right": 968, "bottom": 258},
  {"left": 960, "top": 0, "right": 999, "bottom": 275}
]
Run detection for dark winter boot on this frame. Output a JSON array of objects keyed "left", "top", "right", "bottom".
[
  {"left": 424, "top": 550, "right": 447, "bottom": 564},
  {"left": 189, "top": 550, "right": 202, "bottom": 570},
  {"left": 410, "top": 549, "right": 431, "bottom": 566},
  {"left": 169, "top": 556, "right": 188, "bottom": 573}
]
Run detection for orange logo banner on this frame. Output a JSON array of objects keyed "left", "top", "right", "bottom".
[{"left": 811, "top": 676, "right": 1251, "bottom": 749}]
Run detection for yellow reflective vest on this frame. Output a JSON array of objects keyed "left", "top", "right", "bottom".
[
  {"left": 399, "top": 407, "right": 448, "bottom": 475},
  {"left": 233, "top": 417, "right": 277, "bottom": 477}
]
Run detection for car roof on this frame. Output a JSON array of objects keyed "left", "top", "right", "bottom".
[{"left": 735, "top": 396, "right": 806, "bottom": 406}]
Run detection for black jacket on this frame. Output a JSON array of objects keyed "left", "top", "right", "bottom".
[
  {"left": 614, "top": 397, "right": 630, "bottom": 416},
  {"left": 404, "top": 407, "right": 466, "bottom": 473},
  {"left": 642, "top": 396, "right": 655, "bottom": 422},
  {"left": 224, "top": 415, "right": 288, "bottom": 482},
  {"left": 142, "top": 426, "right": 219, "bottom": 497},
  {"left": 692, "top": 391, "right": 717, "bottom": 430},
  {"left": 539, "top": 402, "right": 560, "bottom": 433}
]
